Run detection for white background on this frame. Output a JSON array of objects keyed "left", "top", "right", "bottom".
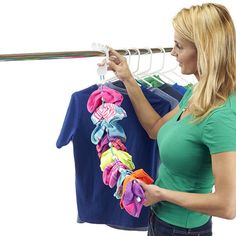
[{"left": 0, "top": 0, "right": 235, "bottom": 235}]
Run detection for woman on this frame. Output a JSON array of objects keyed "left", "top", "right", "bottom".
[{"left": 100, "top": 3, "right": 236, "bottom": 236}]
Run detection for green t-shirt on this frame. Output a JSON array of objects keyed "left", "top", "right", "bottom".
[{"left": 152, "top": 87, "right": 236, "bottom": 228}]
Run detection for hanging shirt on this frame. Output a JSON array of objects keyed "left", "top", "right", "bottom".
[
  {"left": 158, "top": 83, "right": 183, "bottom": 101},
  {"left": 141, "top": 76, "right": 164, "bottom": 88},
  {"left": 153, "top": 88, "right": 236, "bottom": 228},
  {"left": 149, "top": 87, "right": 179, "bottom": 110},
  {"left": 56, "top": 82, "right": 171, "bottom": 229},
  {"left": 139, "top": 76, "right": 183, "bottom": 101},
  {"left": 172, "top": 83, "right": 187, "bottom": 95}
]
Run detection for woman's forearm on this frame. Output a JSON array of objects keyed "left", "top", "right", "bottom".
[{"left": 160, "top": 188, "right": 235, "bottom": 219}]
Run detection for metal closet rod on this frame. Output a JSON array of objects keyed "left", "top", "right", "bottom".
[{"left": 0, "top": 47, "right": 172, "bottom": 62}]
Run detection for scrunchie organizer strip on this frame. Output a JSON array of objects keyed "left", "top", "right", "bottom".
[{"left": 87, "top": 85, "right": 154, "bottom": 218}]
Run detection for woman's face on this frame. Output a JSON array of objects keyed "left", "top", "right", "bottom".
[{"left": 171, "top": 31, "right": 198, "bottom": 79}]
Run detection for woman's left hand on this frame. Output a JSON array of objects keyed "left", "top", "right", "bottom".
[{"left": 138, "top": 180, "right": 164, "bottom": 206}]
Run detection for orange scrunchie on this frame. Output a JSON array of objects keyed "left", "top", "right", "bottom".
[{"left": 121, "top": 169, "right": 154, "bottom": 197}]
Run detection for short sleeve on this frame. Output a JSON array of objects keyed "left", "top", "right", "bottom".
[
  {"left": 202, "top": 109, "right": 236, "bottom": 154},
  {"left": 56, "top": 93, "right": 80, "bottom": 148},
  {"left": 178, "top": 87, "right": 192, "bottom": 109}
]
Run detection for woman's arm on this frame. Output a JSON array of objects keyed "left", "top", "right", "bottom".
[
  {"left": 106, "top": 48, "right": 180, "bottom": 139},
  {"left": 139, "top": 151, "right": 236, "bottom": 219}
]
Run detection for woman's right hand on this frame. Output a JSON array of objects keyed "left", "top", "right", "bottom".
[{"left": 97, "top": 48, "right": 134, "bottom": 83}]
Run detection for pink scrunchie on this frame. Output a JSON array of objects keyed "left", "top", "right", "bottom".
[
  {"left": 87, "top": 86, "right": 123, "bottom": 113},
  {"left": 120, "top": 180, "right": 146, "bottom": 218},
  {"left": 96, "top": 135, "right": 127, "bottom": 158},
  {"left": 103, "top": 160, "right": 129, "bottom": 188}
]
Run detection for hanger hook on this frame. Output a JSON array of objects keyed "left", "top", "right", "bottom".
[
  {"left": 159, "top": 47, "right": 166, "bottom": 72},
  {"left": 138, "top": 47, "right": 153, "bottom": 75},
  {"left": 122, "top": 48, "right": 131, "bottom": 65},
  {"left": 131, "top": 48, "right": 141, "bottom": 75},
  {"left": 92, "top": 42, "right": 109, "bottom": 78}
]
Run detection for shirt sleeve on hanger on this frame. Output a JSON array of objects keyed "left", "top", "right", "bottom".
[{"left": 56, "top": 93, "right": 80, "bottom": 148}]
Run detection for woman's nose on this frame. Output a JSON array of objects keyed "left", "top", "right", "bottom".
[{"left": 171, "top": 48, "right": 176, "bottom": 57}]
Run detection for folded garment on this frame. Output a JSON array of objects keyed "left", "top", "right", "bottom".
[
  {"left": 114, "top": 168, "right": 133, "bottom": 199},
  {"left": 96, "top": 135, "right": 127, "bottom": 158},
  {"left": 103, "top": 160, "right": 129, "bottom": 188},
  {"left": 120, "top": 169, "right": 154, "bottom": 217},
  {"left": 91, "top": 103, "right": 127, "bottom": 124},
  {"left": 122, "top": 169, "right": 154, "bottom": 195},
  {"left": 97, "top": 135, "right": 115, "bottom": 155},
  {"left": 87, "top": 86, "right": 123, "bottom": 113},
  {"left": 121, "top": 180, "right": 146, "bottom": 218},
  {"left": 91, "top": 120, "right": 126, "bottom": 145},
  {"left": 100, "top": 147, "right": 135, "bottom": 171},
  {"left": 110, "top": 138, "right": 127, "bottom": 152}
]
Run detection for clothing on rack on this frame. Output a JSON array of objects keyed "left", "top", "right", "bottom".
[
  {"left": 140, "top": 75, "right": 186, "bottom": 101},
  {"left": 149, "top": 87, "right": 179, "bottom": 110},
  {"left": 56, "top": 81, "right": 173, "bottom": 230},
  {"left": 172, "top": 83, "right": 187, "bottom": 95}
]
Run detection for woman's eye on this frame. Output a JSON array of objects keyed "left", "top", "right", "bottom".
[{"left": 176, "top": 44, "right": 181, "bottom": 49}]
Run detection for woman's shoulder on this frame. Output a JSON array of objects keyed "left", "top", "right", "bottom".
[
  {"left": 216, "top": 91, "right": 236, "bottom": 113},
  {"left": 205, "top": 91, "right": 236, "bottom": 123},
  {"left": 227, "top": 90, "right": 236, "bottom": 112}
]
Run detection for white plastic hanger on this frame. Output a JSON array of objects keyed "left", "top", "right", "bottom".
[
  {"left": 135, "top": 48, "right": 154, "bottom": 87},
  {"left": 149, "top": 47, "right": 178, "bottom": 84},
  {"left": 92, "top": 43, "right": 109, "bottom": 85},
  {"left": 162, "top": 64, "right": 193, "bottom": 86},
  {"left": 118, "top": 47, "right": 145, "bottom": 87},
  {"left": 103, "top": 48, "right": 132, "bottom": 83},
  {"left": 131, "top": 47, "right": 141, "bottom": 76},
  {"left": 136, "top": 48, "right": 153, "bottom": 76},
  {"left": 127, "top": 48, "right": 153, "bottom": 87},
  {"left": 140, "top": 47, "right": 166, "bottom": 85}
]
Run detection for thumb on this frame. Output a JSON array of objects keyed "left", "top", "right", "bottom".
[
  {"left": 97, "top": 58, "right": 106, "bottom": 67},
  {"left": 107, "top": 60, "right": 119, "bottom": 72},
  {"left": 136, "top": 180, "right": 147, "bottom": 190}
]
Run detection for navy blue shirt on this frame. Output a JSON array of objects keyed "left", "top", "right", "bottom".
[
  {"left": 56, "top": 82, "right": 171, "bottom": 229},
  {"left": 172, "top": 83, "right": 187, "bottom": 96},
  {"left": 159, "top": 83, "right": 183, "bottom": 101}
]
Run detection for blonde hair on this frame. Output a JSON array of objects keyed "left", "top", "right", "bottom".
[{"left": 173, "top": 3, "right": 236, "bottom": 122}]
